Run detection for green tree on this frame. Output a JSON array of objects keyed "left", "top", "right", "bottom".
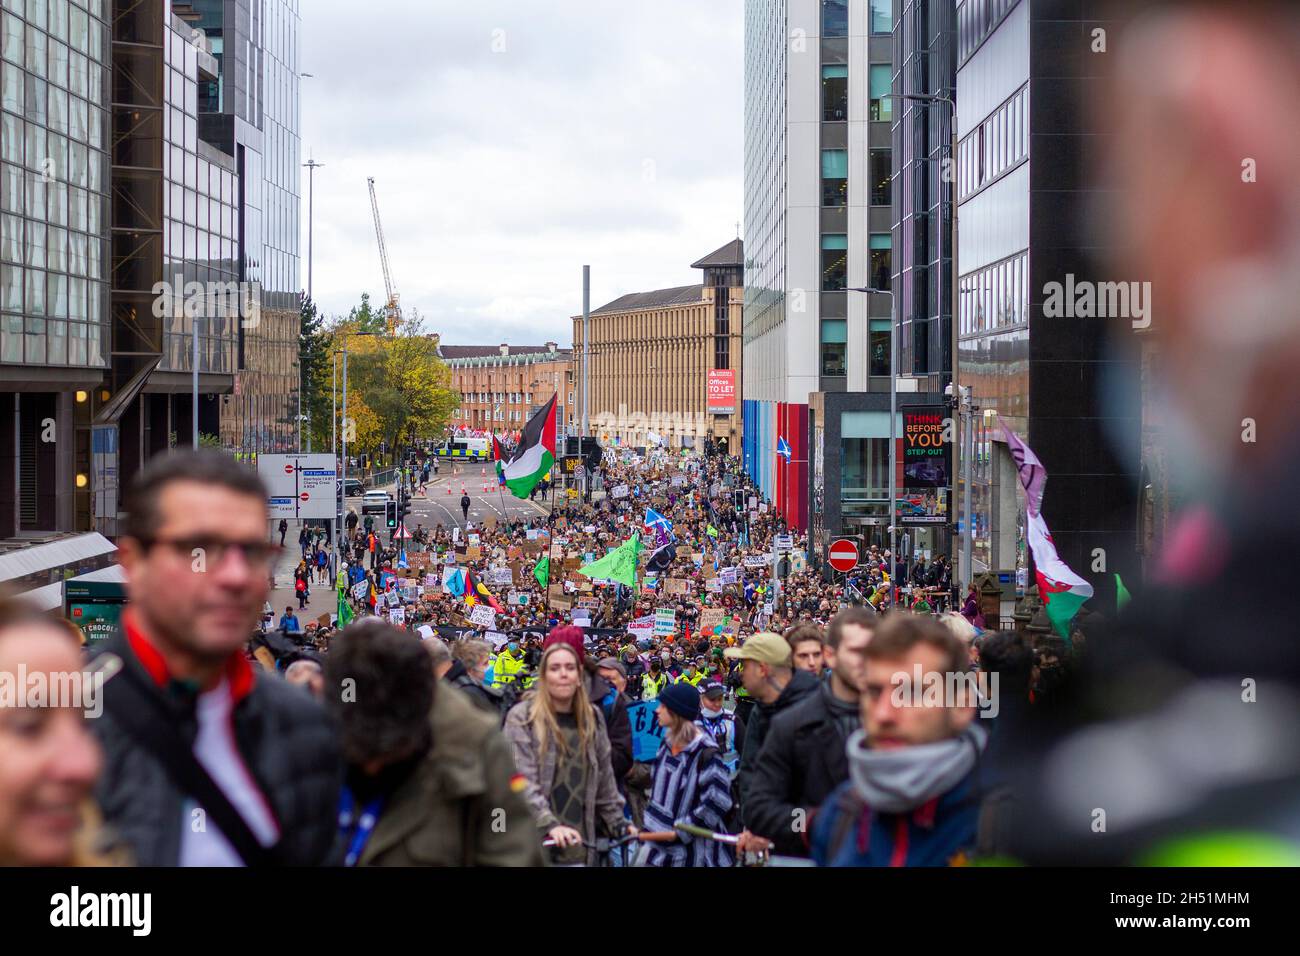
[
  {"left": 330, "top": 301, "right": 460, "bottom": 465},
  {"left": 299, "top": 294, "right": 334, "bottom": 452}
]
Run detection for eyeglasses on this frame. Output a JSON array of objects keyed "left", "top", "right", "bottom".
[{"left": 142, "top": 536, "right": 282, "bottom": 569}]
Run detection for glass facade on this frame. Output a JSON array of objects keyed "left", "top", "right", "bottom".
[
  {"left": 0, "top": 0, "right": 109, "bottom": 369},
  {"left": 159, "top": 25, "right": 237, "bottom": 375},
  {"left": 194, "top": 0, "right": 302, "bottom": 456},
  {"left": 742, "top": 0, "right": 786, "bottom": 350}
]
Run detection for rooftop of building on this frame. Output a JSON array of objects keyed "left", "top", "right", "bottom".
[
  {"left": 589, "top": 239, "right": 742, "bottom": 315},
  {"left": 438, "top": 343, "right": 572, "bottom": 365}
]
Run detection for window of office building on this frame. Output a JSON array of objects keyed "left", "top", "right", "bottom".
[
  {"left": 822, "top": 0, "right": 848, "bottom": 38},
  {"left": 822, "top": 64, "right": 847, "bottom": 121},
  {"left": 870, "top": 148, "right": 891, "bottom": 206},
  {"left": 870, "top": 234, "right": 892, "bottom": 290},
  {"left": 870, "top": 0, "right": 892, "bottom": 35},
  {"left": 821, "top": 148, "right": 847, "bottom": 207},
  {"left": 842, "top": 437, "right": 889, "bottom": 500},
  {"left": 820, "top": 319, "right": 847, "bottom": 377},
  {"left": 869, "top": 318, "right": 890, "bottom": 376},
  {"left": 821, "top": 233, "right": 847, "bottom": 291},
  {"left": 869, "top": 65, "right": 892, "bottom": 122}
]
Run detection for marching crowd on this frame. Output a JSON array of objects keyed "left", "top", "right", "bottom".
[{"left": 0, "top": 445, "right": 1069, "bottom": 868}]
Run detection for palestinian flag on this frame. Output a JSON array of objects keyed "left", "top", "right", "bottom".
[
  {"left": 492, "top": 433, "right": 506, "bottom": 486},
  {"left": 501, "top": 393, "right": 557, "bottom": 499}
]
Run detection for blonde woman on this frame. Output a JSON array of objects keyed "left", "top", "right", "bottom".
[
  {"left": 0, "top": 600, "right": 112, "bottom": 866},
  {"left": 503, "top": 641, "right": 631, "bottom": 865}
]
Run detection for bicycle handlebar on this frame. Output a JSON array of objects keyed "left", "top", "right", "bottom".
[{"left": 673, "top": 821, "right": 740, "bottom": 844}]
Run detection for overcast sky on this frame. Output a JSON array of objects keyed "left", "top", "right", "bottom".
[{"left": 299, "top": 0, "right": 743, "bottom": 346}]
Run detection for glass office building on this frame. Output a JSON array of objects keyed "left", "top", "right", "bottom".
[
  {"left": 0, "top": 0, "right": 111, "bottom": 535},
  {"left": 192, "top": 0, "right": 301, "bottom": 457}
]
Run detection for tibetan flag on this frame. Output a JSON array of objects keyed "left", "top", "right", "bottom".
[
  {"left": 776, "top": 436, "right": 792, "bottom": 462},
  {"left": 533, "top": 556, "right": 550, "bottom": 588},
  {"left": 501, "top": 393, "right": 557, "bottom": 499},
  {"left": 466, "top": 568, "right": 504, "bottom": 612}
]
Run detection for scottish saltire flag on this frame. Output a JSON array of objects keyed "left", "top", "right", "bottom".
[
  {"left": 397, "top": 548, "right": 408, "bottom": 570},
  {"left": 644, "top": 508, "right": 672, "bottom": 533},
  {"left": 776, "top": 436, "right": 792, "bottom": 462}
]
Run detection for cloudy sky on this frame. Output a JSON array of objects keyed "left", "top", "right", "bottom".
[{"left": 299, "top": 0, "right": 744, "bottom": 346}]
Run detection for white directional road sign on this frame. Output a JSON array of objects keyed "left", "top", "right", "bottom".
[{"left": 259, "top": 454, "right": 337, "bottom": 520}]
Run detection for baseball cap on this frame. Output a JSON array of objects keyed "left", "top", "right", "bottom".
[
  {"left": 596, "top": 656, "right": 627, "bottom": 678},
  {"left": 700, "top": 681, "right": 725, "bottom": 699},
  {"left": 723, "top": 632, "right": 792, "bottom": 666}
]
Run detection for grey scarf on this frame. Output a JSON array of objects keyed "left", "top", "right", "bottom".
[{"left": 846, "top": 723, "right": 988, "bottom": 814}]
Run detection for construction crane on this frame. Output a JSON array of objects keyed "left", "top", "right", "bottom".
[{"left": 366, "top": 176, "right": 401, "bottom": 331}]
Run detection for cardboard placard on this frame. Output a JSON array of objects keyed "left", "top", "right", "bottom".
[
  {"left": 700, "top": 608, "right": 727, "bottom": 630},
  {"left": 665, "top": 578, "right": 691, "bottom": 596}
]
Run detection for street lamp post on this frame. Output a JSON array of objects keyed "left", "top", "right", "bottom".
[
  {"left": 337, "top": 330, "right": 376, "bottom": 552},
  {"left": 192, "top": 314, "right": 201, "bottom": 448},
  {"left": 847, "top": 286, "right": 898, "bottom": 589}
]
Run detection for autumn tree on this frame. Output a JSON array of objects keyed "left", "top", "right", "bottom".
[{"left": 329, "top": 302, "right": 459, "bottom": 466}]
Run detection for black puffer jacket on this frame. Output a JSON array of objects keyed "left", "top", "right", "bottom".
[
  {"left": 744, "top": 682, "right": 857, "bottom": 855},
  {"left": 737, "top": 668, "right": 820, "bottom": 823},
  {"left": 90, "top": 630, "right": 342, "bottom": 867}
]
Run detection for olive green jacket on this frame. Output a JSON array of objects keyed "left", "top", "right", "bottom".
[{"left": 359, "top": 684, "right": 545, "bottom": 867}]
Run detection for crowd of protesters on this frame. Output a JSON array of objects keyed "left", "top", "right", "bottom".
[{"left": 0, "top": 445, "right": 1084, "bottom": 869}]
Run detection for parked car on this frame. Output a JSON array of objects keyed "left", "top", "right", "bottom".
[{"left": 338, "top": 478, "right": 365, "bottom": 498}]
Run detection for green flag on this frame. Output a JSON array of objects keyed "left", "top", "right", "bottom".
[
  {"left": 706, "top": 524, "right": 719, "bottom": 539},
  {"left": 337, "top": 586, "right": 354, "bottom": 628},
  {"left": 534, "top": 556, "right": 550, "bottom": 589},
  {"left": 578, "top": 533, "right": 640, "bottom": 587},
  {"left": 1115, "top": 573, "right": 1131, "bottom": 612}
]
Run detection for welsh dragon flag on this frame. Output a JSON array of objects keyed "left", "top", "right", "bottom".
[
  {"left": 501, "top": 393, "right": 557, "bottom": 499},
  {"left": 1000, "top": 420, "right": 1094, "bottom": 638}
]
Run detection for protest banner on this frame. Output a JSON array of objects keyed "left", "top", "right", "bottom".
[
  {"left": 654, "top": 608, "right": 676, "bottom": 637},
  {"left": 468, "top": 605, "right": 496, "bottom": 629},
  {"left": 700, "top": 608, "right": 727, "bottom": 630},
  {"left": 627, "top": 700, "right": 665, "bottom": 761}
]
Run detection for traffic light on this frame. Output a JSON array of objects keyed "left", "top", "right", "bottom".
[{"left": 385, "top": 499, "right": 398, "bottom": 529}]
